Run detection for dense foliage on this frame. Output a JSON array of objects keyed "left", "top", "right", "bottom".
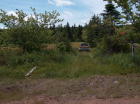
[
  {"left": 0, "top": 8, "right": 62, "bottom": 52},
  {"left": 0, "top": 0, "right": 139, "bottom": 75}
]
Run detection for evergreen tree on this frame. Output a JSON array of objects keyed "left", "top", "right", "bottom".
[
  {"left": 134, "top": 18, "right": 140, "bottom": 32},
  {"left": 84, "top": 15, "right": 102, "bottom": 47},
  {"left": 104, "top": 0, "right": 140, "bottom": 24},
  {"left": 101, "top": 1, "right": 120, "bottom": 25},
  {"left": 65, "top": 22, "right": 73, "bottom": 41},
  {"left": 76, "top": 25, "right": 83, "bottom": 41},
  {"left": 55, "top": 24, "right": 72, "bottom": 52},
  {"left": 101, "top": 1, "right": 120, "bottom": 35}
]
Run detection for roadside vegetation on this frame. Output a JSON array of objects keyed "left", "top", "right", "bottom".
[
  {"left": 0, "top": 46, "right": 140, "bottom": 79},
  {"left": 0, "top": 0, "right": 140, "bottom": 80}
]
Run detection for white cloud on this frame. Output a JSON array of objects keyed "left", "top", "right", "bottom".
[
  {"left": 62, "top": 11, "right": 73, "bottom": 19},
  {"left": 48, "top": 0, "right": 75, "bottom": 6},
  {"left": 58, "top": 0, "right": 106, "bottom": 25},
  {"left": 60, "top": 10, "right": 92, "bottom": 26},
  {"left": 61, "top": 11, "right": 74, "bottom": 25},
  {"left": 7, "top": 11, "right": 17, "bottom": 16},
  {"left": 80, "top": 18, "right": 90, "bottom": 25},
  {"left": 81, "top": 0, "right": 107, "bottom": 14}
]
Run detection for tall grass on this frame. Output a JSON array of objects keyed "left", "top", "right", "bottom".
[
  {"left": 31, "top": 52, "right": 140, "bottom": 78},
  {"left": 0, "top": 48, "right": 140, "bottom": 79},
  {"left": 94, "top": 47, "right": 140, "bottom": 74}
]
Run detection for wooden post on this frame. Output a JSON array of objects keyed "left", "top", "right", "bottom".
[{"left": 131, "top": 42, "right": 135, "bottom": 57}]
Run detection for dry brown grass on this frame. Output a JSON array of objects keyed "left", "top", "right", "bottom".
[
  {"left": 71, "top": 42, "right": 82, "bottom": 49},
  {"left": 0, "top": 42, "right": 82, "bottom": 51},
  {"left": 42, "top": 42, "right": 82, "bottom": 50},
  {"left": 42, "top": 44, "right": 56, "bottom": 50},
  {"left": 0, "top": 47, "right": 22, "bottom": 52}
]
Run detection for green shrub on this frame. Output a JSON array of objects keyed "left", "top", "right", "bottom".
[
  {"left": 125, "top": 33, "right": 140, "bottom": 43},
  {"left": 134, "top": 19, "right": 140, "bottom": 32},
  {"left": 0, "top": 50, "right": 70, "bottom": 67},
  {"left": 98, "top": 36, "right": 130, "bottom": 54},
  {"left": 0, "top": 50, "right": 18, "bottom": 66},
  {"left": 7, "top": 52, "right": 42, "bottom": 66},
  {"left": 88, "top": 40, "right": 97, "bottom": 48}
]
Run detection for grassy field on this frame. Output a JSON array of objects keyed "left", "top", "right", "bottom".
[
  {"left": 0, "top": 50, "right": 140, "bottom": 79},
  {"left": 0, "top": 42, "right": 140, "bottom": 79}
]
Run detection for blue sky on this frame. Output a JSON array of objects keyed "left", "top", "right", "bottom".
[{"left": 0, "top": 0, "right": 107, "bottom": 26}]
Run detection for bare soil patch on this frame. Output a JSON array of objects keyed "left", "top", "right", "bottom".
[{"left": 0, "top": 75, "right": 140, "bottom": 104}]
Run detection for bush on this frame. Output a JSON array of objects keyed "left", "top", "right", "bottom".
[
  {"left": 88, "top": 40, "right": 97, "bottom": 48},
  {"left": 10, "top": 26, "right": 45, "bottom": 53},
  {"left": 98, "top": 36, "right": 130, "bottom": 54},
  {"left": 0, "top": 50, "right": 70, "bottom": 67},
  {"left": 134, "top": 19, "right": 140, "bottom": 32},
  {"left": 0, "top": 8, "right": 61, "bottom": 53},
  {"left": 116, "top": 25, "right": 140, "bottom": 43},
  {"left": 125, "top": 33, "right": 140, "bottom": 43},
  {"left": 0, "top": 51, "right": 41, "bottom": 66}
]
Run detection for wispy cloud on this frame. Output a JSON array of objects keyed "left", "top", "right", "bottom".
[
  {"left": 62, "top": 11, "right": 73, "bottom": 19},
  {"left": 81, "top": 0, "right": 106, "bottom": 14},
  {"left": 48, "top": 0, "right": 75, "bottom": 6}
]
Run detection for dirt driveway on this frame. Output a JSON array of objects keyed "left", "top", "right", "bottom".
[
  {"left": 2, "top": 95, "right": 140, "bottom": 104},
  {"left": 0, "top": 75, "right": 140, "bottom": 104}
]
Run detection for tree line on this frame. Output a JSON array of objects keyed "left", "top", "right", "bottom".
[{"left": 0, "top": 0, "right": 139, "bottom": 53}]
